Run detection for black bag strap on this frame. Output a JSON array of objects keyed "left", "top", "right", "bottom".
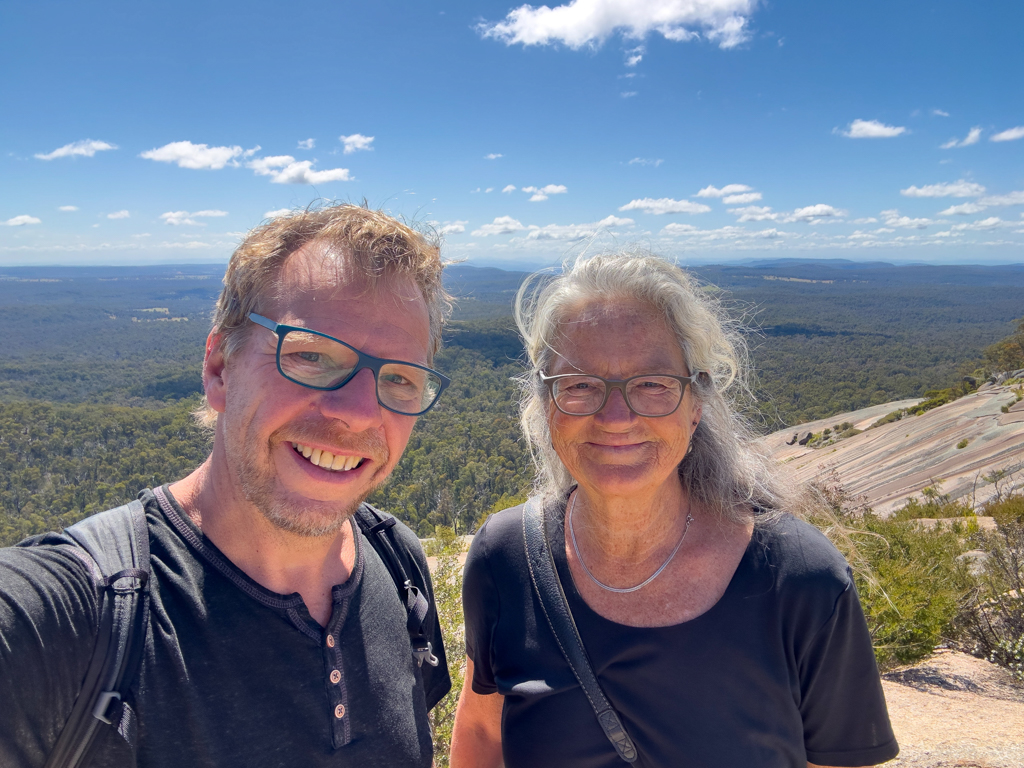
[
  {"left": 522, "top": 498, "right": 638, "bottom": 764},
  {"left": 352, "top": 504, "right": 439, "bottom": 668},
  {"left": 42, "top": 500, "right": 151, "bottom": 768}
]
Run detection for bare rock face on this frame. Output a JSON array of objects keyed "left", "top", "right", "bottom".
[{"left": 765, "top": 384, "right": 1024, "bottom": 515}]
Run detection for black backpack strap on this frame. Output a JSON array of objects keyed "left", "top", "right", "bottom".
[
  {"left": 353, "top": 504, "right": 439, "bottom": 668},
  {"left": 42, "top": 499, "right": 151, "bottom": 768},
  {"left": 522, "top": 498, "right": 638, "bottom": 764}
]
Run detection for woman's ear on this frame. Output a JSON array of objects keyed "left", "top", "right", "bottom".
[{"left": 203, "top": 332, "right": 228, "bottom": 414}]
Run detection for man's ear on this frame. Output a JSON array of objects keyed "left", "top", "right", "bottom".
[{"left": 203, "top": 332, "right": 228, "bottom": 414}]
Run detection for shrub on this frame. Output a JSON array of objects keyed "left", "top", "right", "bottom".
[{"left": 957, "top": 438, "right": 969, "bottom": 449}]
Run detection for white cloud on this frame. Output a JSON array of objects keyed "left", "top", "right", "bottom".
[
  {"left": 625, "top": 45, "right": 644, "bottom": 66},
  {"left": 1, "top": 215, "right": 41, "bottom": 226},
  {"left": 107, "top": 210, "right": 130, "bottom": 220},
  {"left": 485, "top": 153, "right": 503, "bottom": 160},
  {"left": 729, "top": 205, "right": 776, "bottom": 222},
  {"left": 619, "top": 197, "right": 711, "bottom": 215},
  {"left": 160, "top": 209, "right": 229, "bottom": 226},
  {"left": 932, "top": 109, "right": 950, "bottom": 117},
  {"left": 58, "top": 205, "right": 78, "bottom": 212},
  {"left": 485, "top": 187, "right": 494, "bottom": 193},
  {"left": 696, "top": 183, "right": 752, "bottom": 198},
  {"left": 140, "top": 141, "right": 257, "bottom": 170},
  {"left": 783, "top": 204, "right": 845, "bottom": 222},
  {"left": 979, "top": 191, "right": 1024, "bottom": 207},
  {"left": 525, "top": 215, "right": 634, "bottom": 241},
  {"left": 339, "top": 133, "right": 374, "bottom": 154},
  {"left": 838, "top": 119, "right": 907, "bottom": 139},
  {"left": 722, "top": 192, "right": 762, "bottom": 204},
  {"left": 628, "top": 157, "right": 663, "bottom": 167},
  {"left": 951, "top": 217, "right": 1004, "bottom": 231},
  {"left": 852, "top": 217, "right": 878, "bottom": 224},
  {"left": 990, "top": 126, "right": 1024, "bottom": 142},
  {"left": 472, "top": 216, "right": 527, "bottom": 236},
  {"left": 900, "top": 180, "right": 986, "bottom": 198},
  {"left": 438, "top": 221, "right": 469, "bottom": 235},
  {"left": 248, "top": 155, "right": 352, "bottom": 184},
  {"left": 502, "top": 184, "right": 517, "bottom": 193},
  {"left": 264, "top": 208, "right": 293, "bottom": 219},
  {"left": 880, "top": 209, "right": 934, "bottom": 229},
  {"left": 298, "top": 138, "right": 315, "bottom": 150},
  {"left": 621, "top": 91, "right": 637, "bottom": 98},
  {"left": 940, "top": 126, "right": 982, "bottom": 149},
  {"left": 35, "top": 139, "right": 117, "bottom": 160},
  {"left": 522, "top": 184, "right": 568, "bottom": 201},
  {"left": 939, "top": 202, "right": 986, "bottom": 216},
  {"left": 477, "top": 0, "right": 757, "bottom": 51},
  {"left": 660, "top": 223, "right": 700, "bottom": 235}
]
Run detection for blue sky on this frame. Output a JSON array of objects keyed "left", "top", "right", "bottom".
[{"left": 2, "top": 0, "right": 1022, "bottom": 268}]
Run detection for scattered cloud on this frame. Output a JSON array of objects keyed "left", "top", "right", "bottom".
[
  {"left": 784, "top": 204, "right": 845, "bottom": 222},
  {"left": 838, "top": 119, "right": 907, "bottom": 139},
  {"left": 951, "top": 217, "right": 1004, "bottom": 231},
  {"left": 485, "top": 153, "right": 503, "bottom": 160},
  {"left": 625, "top": 45, "right": 644, "bottom": 66},
  {"left": 106, "top": 210, "right": 130, "bottom": 220},
  {"left": 938, "top": 203, "right": 985, "bottom": 216},
  {"left": 477, "top": 0, "right": 758, "bottom": 51},
  {"left": 472, "top": 216, "right": 527, "bottom": 236},
  {"left": 900, "top": 180, "right": 986, "bottom": 198},
  {"left": 696, "top": 184, "right": 752, "bottom": 198},
  {"left": 932, "top": 109, "right": 950, "bottom": 117},
  {"left": 140, "top": 141, "right": 258, "bottom": 170},
  {"left": 852, "top": 217, "right": 878, "bottom": 224},
  {"left": 619, "top": 197, "right": 711, "bottom": 215},
  {"left": 485, "top": 187, "right": 494, "bottom": 193},
  {"left": 264, "top": 208, "right": 293, "bottom": 219},
  {"left": 248, "top": 156, "right": 352, "bottom": 184},
  {"left": 628, "top": 157, "right": 663, "bottom": 167},
  {"left": 729, "top": 205, "right": 776, "bottom": 222},
  {"left": 525, "top": 215, "right": 634, "bottom": 241},
  {"left": 991, "top": 126, "right": 1024, "bottom": 143},
  {"left": 58, "top": 205, "right": 78, "bottom": 212},
  {"left": 522, "top": 184, "right": 568, "bottom": 202},
  {"left": 661, "top": 223, "right": 699, "bottom": 236},
  {"left": 621, "top": 91, "right": 637, "bottom": 98},
  {"left": 979, "top": 191, "right": 1024, "bottom": 207},
  {"left": 339, "top": 133, "right": 374, "bottom": 154},
  {"left": 722, "top": 192, "right": 762, "bottom": 204},
  {"left": 35, "top": 139, "right": 117, "bottom": 160},
  {"left": 880, "top": 209, "right": 934, "bottom": 229},
  {"left": 438, "top": 221, "right": 468, "bottom": 236},
  {"left": 940, "top": 127, "right": 982, "bottom": 149},
  {"left": 502, "top": 185, "right": 517, "bottom": 193},
  {"left": 1, "top": 215, "right": 41, "bottom": 226},
  {"left": 160, "top": 209, "right": 229, "bottom": 226},
  {"left": 297, "top": 139, "right": 315, "bottom": 150}
]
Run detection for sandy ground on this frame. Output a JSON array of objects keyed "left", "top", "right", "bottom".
[{"left": 881, "top": 649, "right": 1024, "bottom": 768}]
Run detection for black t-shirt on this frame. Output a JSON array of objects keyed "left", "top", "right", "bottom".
[
  {"left": 464, "top": 500, "right": 898, "bottom": 768},
  {"left": 0, "top": 486, "right": 450, "bottom": 768}
]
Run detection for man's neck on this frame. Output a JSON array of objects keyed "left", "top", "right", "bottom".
[{"left": 168, "top": 458, "right": 357, "bottom": 627}]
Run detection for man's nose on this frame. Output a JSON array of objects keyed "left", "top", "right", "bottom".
[{"left": 317, "top": 367, "right": 384, "bottom": 430}]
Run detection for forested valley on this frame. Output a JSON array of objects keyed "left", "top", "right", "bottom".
[{"left": 2, "top": 259, "right": 1023, "bottom": 543}]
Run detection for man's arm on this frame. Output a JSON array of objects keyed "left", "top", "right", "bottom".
[{"left": 450, "top": 657, "right": 504, "bottom": 768}]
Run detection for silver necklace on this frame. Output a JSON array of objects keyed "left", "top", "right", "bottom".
[{"left": 567, "top": 491, "right": 694, "bottom": 594}]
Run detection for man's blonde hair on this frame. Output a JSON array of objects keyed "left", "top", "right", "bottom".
[{"left": 196, "top": 203, "right": 450, "bottom": 427}]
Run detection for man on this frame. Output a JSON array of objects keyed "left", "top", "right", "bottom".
[{"left": 0, "top": 205, "right": 452, "bottom": 767}]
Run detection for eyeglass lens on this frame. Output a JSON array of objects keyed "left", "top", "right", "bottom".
[
  {"left": 278, "top": 329, "right": 443, "bottom": 414},
  {"left": 551, "top": 375, "right": 685, "bottom": 416}
]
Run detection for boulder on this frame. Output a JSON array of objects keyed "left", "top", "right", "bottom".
[
  {"left": 995, "top": 373, "right": 1008, "bottom": 385},
  {"left": 797, "top": 431, "right": 812, "bottom": 446}
]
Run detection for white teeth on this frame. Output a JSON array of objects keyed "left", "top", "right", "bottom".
[{"left": 292, "top": 443, "right": 363, "bottom": 472}]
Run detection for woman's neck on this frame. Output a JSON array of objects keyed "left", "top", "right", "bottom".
[{"left": 569, "top": 478, "right": 691, "bottom": 564}]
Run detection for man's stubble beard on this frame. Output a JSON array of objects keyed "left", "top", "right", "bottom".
[{"left": 233, "top": 419, "right": 392, "bottom": 538}]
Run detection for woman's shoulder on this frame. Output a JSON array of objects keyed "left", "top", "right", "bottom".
[
  {"left": 465, "top": 503, "right": 529, "bottom": 576},
  {"left": 752, "top": 513, "right": 853, "bottom": 590}
]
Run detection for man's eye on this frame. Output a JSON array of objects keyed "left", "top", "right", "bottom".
[
  {"left": 381, "top": 372, "right": 412, "bottom": 386},
  {"left": 297, "top": 351, "right": 320, "bottom": 363}
]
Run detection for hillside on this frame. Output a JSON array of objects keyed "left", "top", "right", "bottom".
[{"left": 765, "top": 378, "right": 1024, "bottom": 514}]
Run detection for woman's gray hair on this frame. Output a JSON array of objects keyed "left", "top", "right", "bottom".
[{"left": 514, "top": 249, "right": 793, "bottom": 524}]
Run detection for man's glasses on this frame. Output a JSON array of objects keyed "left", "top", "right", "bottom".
[
  {"left": 249, "top": 313, "right": 450, "bottom": 416},
  {"left": 540, "top": 372, "right": 702, "bottom": 417}
]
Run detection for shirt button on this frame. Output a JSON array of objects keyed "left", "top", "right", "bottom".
[
  {"left": 326, "top": 634, "right": 335, "bottom": 648},
  {"left": 330, "top": 669, "right": 341, "bottom": 684},
  {"left": 334, "top": 704, "right": 346, "bottom": 719}
]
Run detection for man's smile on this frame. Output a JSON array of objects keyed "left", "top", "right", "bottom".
[{"left": 291, "top": 442, "right": 367, "bottom": 472}]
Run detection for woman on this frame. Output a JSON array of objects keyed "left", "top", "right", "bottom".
[{"left": 450, "top": 252, "right": 898, "bottom": 768}]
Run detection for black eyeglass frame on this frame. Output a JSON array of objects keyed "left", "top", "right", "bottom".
[
  {"left": 539, "top": 371, "right": 703, "bottom": 418},
  {"left": 248, "top": 312, "right": 451, "bottom": 416}
]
